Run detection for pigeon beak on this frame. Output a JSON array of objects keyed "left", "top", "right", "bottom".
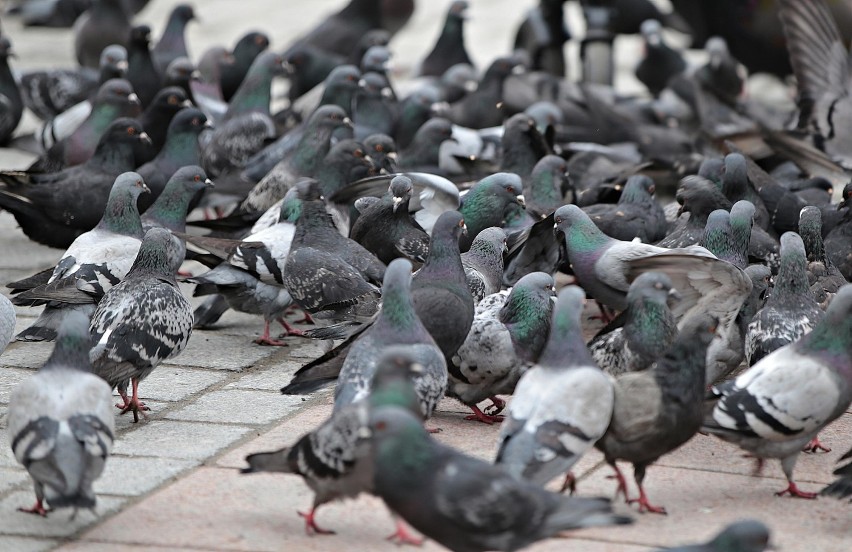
[
  {"left": 357, "top": 426, "right": 371, "bottom": 439},
  {"left": 668, "top": 288, "right": 682, "bottom": 303},
  {"left": 204, "top": 119, "right": 214, "bottom": 129},
  {"left": 181, "top": 99, "right": 193, "bottom": 108},
  {"left": 387, "top": 152, "right": 399, "bottom": 161},
  {"left": 139, "top": 131, "right": 152, "bottom": 145},
  {"left": 462, "top": 223, "right": 468, "bottom": 236},
  {"left": 342, "top": 117, "right": 354, "bottom": 129},
  {"left": 282, "top": 60, "right": 295, "bottom": 75},
  {"left": 392, "top": 196, "right": 403, "bottom": 212},
  {"left": 204, "top": 178, "right": 214, "bottom": 188},
  {"left": 128, "top": 93, "right": 141, "bottom": 106},
  {"left": 190, "top": 69, "right": 202, "bottom": 80},
  {"left": 515, "top": 194, "right": 525, "bottom": 207},
  {"left": 381, "top": 87, "right": 394, "bottom": 99},
  {"left": 464, "top": 79, "right": 478, "bottom": 92},
  {"left": 139, "top": 181, "right": 151, "bottom": 194},
  {"left": 117, "top": 60, "right": 129, "bottom": 72}
]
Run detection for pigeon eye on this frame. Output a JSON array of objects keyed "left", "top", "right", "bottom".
[
  {"left": 127, "top": 127, "right": 136, "bottom": 135},
  {"left": 458, "top": 219, "right": 465, "bottom": 228},
  {"left": 374, "top": 421, "right": 387, "bottom": 431},
  {"left": 192, "top": 118, "right": 200, "bottom": 125},
  {"left": 354, "top": 149, "right": 364, "bottom": 158},
  {"left": 507, "top": 186, "right": 515, "bottom": 194},
  {"left": 376, "top": 145, "right": 384, "bottom": 152},
  {"left": 194, "top": 175, "right": 201, "bottom": 182},
  {"left": 168, "top": 96, "right": 178, "bottom": 104}
]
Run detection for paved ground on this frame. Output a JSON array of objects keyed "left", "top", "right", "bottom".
[{"left": 1, "top": 1, "right": 851, "bottom": 551}]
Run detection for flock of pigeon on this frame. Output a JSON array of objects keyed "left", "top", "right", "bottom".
[{"left": 1, "top": 0, "right": 852, "bottom": 550}]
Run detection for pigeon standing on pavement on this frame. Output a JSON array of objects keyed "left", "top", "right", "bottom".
[
  {"left": 369, "top": 405, "right": 631, "bottom": 552},
  {"left": 704, "top": 285, "right": 852, "bottom": 499},
  {"left": 496, "top": 286, "right": 614, "bottom": 488},
  {"left": 597, "top": 313, "right": 719, "bottom": 514},
  {"left": 449, "top": 272, "right": 555, "bottom": 424},
  {"left": 152, "top": 3, "right": 196, "bottom": 72},
  {"left": 89, "top": 227, "right": 193, "bottom": 422},
  {"left": 461, "top": 227, "right": 507, "bottom": 304},
  {"left": 8, "top": 311, "right": 115, "bottom": 516},
  {"left": 419, "top": 1, "right": 473, "bottom": 77},
  {"left": 635, "top": 18, "right": 686, "bottom": 96}
]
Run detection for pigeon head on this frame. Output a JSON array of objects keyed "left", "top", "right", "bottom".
[
  {"left": 839, "top": 182, "right": 852, "bottom": 210},
  {"left": 499, "top": 272, "right": 555, "bottom": 337},
  {"left": 698, "top": 157, "right": 724, "bottom": 185},
  {"left": 441, "top": 63, "right": 477, "bottom": 101},
  {"left": 370, "top": 345, "right": 428, "bottom": 417},
  {"left": 99, "top": 44, "right": 129, "bottom": 76},
  {"left": 172, "top": 3, "right": 196, "bottom": 22},
  {"left": 675, "top": 176, "right": 730, "bottom": 218},
  {"left": 527, "top": 155, "right": 569, "bottom": 215},
  {"left": 799, "top": 206, "right": 825, "bottom": 262},
  {"left": 554, "top": 204, "right": 609, "bottom": 253},
  {"left": 449, "top": 0, "right": 469, "bottom": 18},
  {"left": 292, "top": 178, "right": 322, "bottom": 202},
  {"left": 169, "top": 165, "right": 213, "bottom": 194},
  {"left": 308, "top": 105, "right": 353, "bottom": 131},
  {"left": 389, "top": 176, "right": 413, "bottom": 212},
  {"left": 364, "top": 134, "right": 398, "bottom": 173},
  {"left": 45, "top": 310, "right": 94, "bottom": 373},
  {"left": 525, "top": 101, "right": 564, "bottom": 132},
  {"left": 722, "top": 153, "right": 749, "bottom": 195},
  {"left": 483, "top": 56, "right": 522, "bottom": 82},
  {"left": 537, "top": 285, "right": 593, "bottom": 367},
  {"left": 709, "top": 520, "right": 770, "bottom": 552},
  {"left": 469, "top": 227, "right": 508, "bottom": 256},
  {"left": 358, "top": 72, "right": 393, "bottom": 99},
  {"left": 622, "top": 175, "right": 655, "bottom": 200},
  {"left": 360, "top": 45, "right": 391, "bottom": 74},
  {"left": 103, "top": 118, "right": 151, "bottom": 148},
  {"left": 234, "top": 31, "right": 270, "bottom": 62},
  {"left": 98, "top": 171, "right": 149, "bottom": 235},
  {"left": 700, "top": 209, "right": 740, "bottom": 265},
  {"left": 679, "top": 313, "right": 720, "bottom": 350},
  {"left": 129, "top": 227, "right": 184, "bottom": 278},
  {"left": 145, "top": 166, "right": 212, "bottom": 231},
  {"left": 167, "top": 107, "right": 209, "bottom": 136},
  {"left": 412, "top": 117, "right": 453, "bottom": 145},
  {"left": 628, "top": 272, "right": 681, "bottom": 309},
  {"left": 146, "top": 86, "right": 191, "bottom": 115},
  {"left": 431, "top": 210, "right": 467, "bottom": 251},
  {"left": 130, "top": 25, "right": 153, "bottom": 46},
  {"left": 775, "top": 232, "right": 810, "bottom": 296},
  {"left": 96, "top": 78, "right": 141, "bottom": 111},
  {"left": 743, "top": 264, "right": 772, "bottom": 314},
  {"left": 165, "top": 57, "right": 198, "bottom": 84},
  {"left": 640, "top": 19, "right": 663, "bottom": 47},
  {"left": 368, "top": 405, "right": 428, "bottom": 453},
  {"left": 324, "top": 64, "right": 362, "bottom": 90}
]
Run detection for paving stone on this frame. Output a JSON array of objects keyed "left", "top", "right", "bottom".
[
  {"left": 111, "top": 401, "right": 171, "bottom": 431},
  {"left": 95, "top": 456, "right": 199, "bottom": 497},
  {"left": 111, "top": 421, "right": 253, "bottom": 461},
  {"left": 165, "top": 389, "right": 305, "bottom": 425},
  {"left": 0, "top": 536, "right": 58, "bottom": 552},
  {"left": 0, "top": 467, "right": 29, "bottom": 494},
  {"left": 0, "top": 491, "right": 125, "bottom": 538},
  {"left": 0, "top": 343, "right": 51, "bottom": 369},
  {"left": 132, "top": 366, "right": 229, "bottom": 402},
  {"left": 225, "top": 360, "right": 316, "bottom": 391},
  {"left": 0, "top": 429, "right": 18, "bottom": 469},
  {"left": 0, "top": 366, "right": 33, "bottom": 404},
  {"left": 57, "top": 542, "right": 218, "bottom": 552},
  {"left": 162, "top": 333, "right": 278, "bottom": 372}
]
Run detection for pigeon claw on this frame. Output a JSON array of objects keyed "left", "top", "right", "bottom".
[
  {"left": 559, "top": 472, "right": 577, "bottom": 495},
  {"left": 298, "top": 509, "right": 335, "bottom": 535},
  {"left": 775, "top": 482, "right": 817, "bottom": 499},
  {"left": 607, "top": 464, "right": 631, "bottom": 503},
  {"left": 255, "top": 321, "right": 289, "bottom": 346},
  {"left": 802, "top": 436, "right": 831, "bottom": 453},
  {"left": 386, "top": 518, "right": 424, "bottom": 546},
  {"left": 627, "top": 486, "right": 667, "bottom": 515},
  {"left": 485, "top": 395, "right": 506, "bottom": 415},
  {"left": 18, "top": 499, "right": 49, "bottom": 516},
  {"left": 464, "top": 405, "right": 505, "bottom": 424}
]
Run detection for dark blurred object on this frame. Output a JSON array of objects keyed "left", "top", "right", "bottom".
[
  {"left": 7, "top": 0, "right": 148, "bottom": 28},
  {"left": 513, "top": 0, "right": 570, "bottom": 77},
  {"left": 581, "top": 4, "right": 614, "bottom": 85},
  {"left": 585, "top": 0, "right": 691, "bottom": 35},
  {"left": 381, "top": 0, "right": 414, "bottom": 35}
]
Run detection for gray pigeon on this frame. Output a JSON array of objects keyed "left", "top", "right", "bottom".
[
  {"left": 799, "top": 206, "right": 847, "bottom": 308},
  {"left": 700, "top": 210, "right": 747, "bottom": 270},
  {"left": 589, "top": 272, "right": 681, "bottom": 376},
  {"left": 496, "top": 286, "right": 614, "bottom": 488},
  {"left": 0, "top": 294, "right": 15, "bottom": 355},
  {"left": 582, "top": 175, "right": 668, "bottom": 243},
  {"left": 461, "top": 227, "right": 507, "bottom": 304},
  {"left": 745, "top": 232, "right": 824, "bottom": 366},
  {"left": 822, "top": 446, "right": 852, "bottom": 501},
  {"left": 657, "top": 176, "right": 731, "bottom": 249},
  {"left": 242, "top": 346, "right": 425, "bottom": 535},
  {"left": 597, "top": 313, "right": 719, "bottom": 514},
  {"left": 660, "top": 520, "right": 771, "bottom": 552},
  {"left": 704, "top": 284, "right": 852, "bottom": 499},
  {"left": 335, "top": 259, "right": 447, "bottom": 419},
  {"left": 369, "top": 405, "right": 631, "bottom": 552},
  {"left": 8, "top": 311, "right": 115, "bottom": 516},
  {"left": 74, "top": 0, "right": 131, "bottom": 69},
  {"left": 90, "top": 227, "right": 193, "bottom": 421},
  {"left": 449, "top": 272, "right": 555, "bottom": 424}
]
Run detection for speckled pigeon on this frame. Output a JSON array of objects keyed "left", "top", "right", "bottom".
[{"left": 461, "top": 227, "right": 507, "bottom": 304}]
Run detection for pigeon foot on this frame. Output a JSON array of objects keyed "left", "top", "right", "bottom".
[
  {"left": 803, "top": 436, "right": 831, "bottom": 453},
  {"left": 298, "top": 509, "right": 335, "bottom": 535},
  {"left": 386, "top": 518, "right": 424, "bottom": 546},
  {"left": 559, "top": 472, "right": 577, "bottom": 494},
  {"left": 464, "top": 405, "right": 505, "bottom": 424},
  {"left": 18, "top": 499, "right": 49, "bottom": 516},
  {"left": 607, "top": 464, "right": 631, "bottom": 502},
  {"left": 254, "top": 321, "right": 289, "bottom": 346},
  {"left": 775, "top": 482, "right": 817, "bottom": 499},
  {"left": 485, "top": 395, "right": 506, "bottom": 415},
  {"left": 277, "top": 318, "right": 306, "bottom": 337},
  {"left": 628, "top": 485, "right": 667, "bottom": 514}
]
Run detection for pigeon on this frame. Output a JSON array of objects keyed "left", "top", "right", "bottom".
[
  {"left": 635, "top": 19, "right": 686, "bottom": 96},
  {"left": 74, "top": 0, "right": 131, "bottom": 69},
  {"left": 126, "top": 25, "right": 162, "bottom": 109},
  {"left": 397, "top": 117, "right": 453, "bottom": 172},
  {"left": 315, "top": 64, "right": 362, "bottom": 115},
  {"left": 461, "top": 227, "right": 507, "bottom": 304},
  {"left": 720, "top": 154, "right": 771, "bottom": 233},
  {"left": 449, "top": 272, "right": 555, "bottom": 424},
  {"left": 824, "top": 190, "right": 852, "bottom": 281},
  {"left": 369, "top": 405, "right": 631, "bottom": 552},
  {"left": 162, "top": 57, "right": 197, "bottom": 101},
  {"left": 704, "top": 284, "right": 852, "bottom": 498},
  {"left": 821, "top": 446, "right": 852, "bottom": 501},
  {"left": 727, "top": 199, "right": 779, "bottom": 272},
  {"left": 443, "top": 56, "right": 521, "bottom": 129},
  {"left": 11, "top": 173, "right": 150, "bottom": 342},
  {"left": 8, "top": 311, "right": 115, "bottom": 516},
  {"left": 597, "top": 313, "right": 719, "bottom": 514},
  {"left": 589, "top": 272, "right": 681, "bottom": 377},
  {"left": 220, "top": 31, "right": 270, "bottom": 102},
  {"left": 152, "top": 3, "right": 196, "bottom": 72},
  {"left": 410, "top": 210, "right": 474, "bottom": 359},
  {"left": 0, "top": 294, "right": 15, "bottom": 355},
  {"left": 352, "top": 71, "right": 396, "bottom": 141},
  {"left": 136, "top": 87, "right": 191, "bottom": 160},
  {"left": 661, "top": 520, "right": 771, "bottom": 552},
  {"left": 419, "top": 1, "right": 473, "bottom": 77},
  {"left": 582, "top": 174, "right": 668, "bottom": 243},
  {"left": 745, "top": 232, "right": 824, "bottom": 366},
  {"left": 513, "top": 0, "right": 570, "bottom": 76},
  {"left": 393, "top": 87, "right": 440, "bottom": 151},
  {"left": 658, "top": 176, "right": 732, "bottom": 249},
  {"left": 0, "top": 37, "right": 24, "bottom": 145},
  {"left": 90, "top": 227, "right": 193, "bottom": 421},
  {"left": 496, "top": 285, "right": 614, "bottom": 488},
  {"left": 799, "top": 206, "right": 847, "bottom": 308},
  {"left": 289, "top": 0, "right": 383, "bottom": 58},
  {"left": 364, "top": 133, "right": 398, "bottom": 173},
  {"left": 523, "top": 154, "right": 569, "bottom": 220},
  {"left": 284, "top": 44, "right": 345, "bottom": 104},
  {"left": 458, "top": 172, "right": 526, "bottom": 251},
  {"left": 242, "top": 346, "right": 427, "bottom": 535},
  {"left": 335, "top": 258, "right": 447, "bottom": 418},
  {"left": 0, "top": 119, "right": 151, "bottom": 249},
  {"left": 500, "top": 113, "right": 550, "bottom": 180},
  {"left": 350, "top": 175, "right": 430, "bottom": 264},
  {"left": 141, "top": 165, "right": 213, "bottom": 237},
  {"left": 694, "top": 37, "right": 747, "bottom": 107}
]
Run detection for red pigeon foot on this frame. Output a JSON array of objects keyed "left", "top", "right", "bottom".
[
  {"left": 803, "top": 436, "right": 831, "bottom": 453},
  {"left": 18, "top": 499, "right": 49, "bottom": 516},
  {"left": 775, "top": 482, "right": 817, "bottom": 499},
  {"left": 464, "top": 405, "right": 505, "bottom": 424},
  {"left": 298, "top": 509, "right": 335, "bottom": 535},
  {"left": 627, "top": 485, "right": 667, "bottom": 514},
  {"left": 386, "top": 518, "right": 424, "bottom": 546}
]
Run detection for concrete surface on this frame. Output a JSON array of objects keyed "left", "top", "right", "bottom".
[{"left": 0, "top": 1, "right": 850, "bottom": 551}]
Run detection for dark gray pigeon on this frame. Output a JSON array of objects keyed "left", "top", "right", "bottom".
[
  {"left": 461, "top": 227, "right": 507, "bottom": 304},
  {"left": 242, "top": 346, "right": 425, "bottom": 535},
  {"left": 589, "top": 272, "right": 681, "bottom": 377},
  {"left": 745, "top": 232, "right": 825, "bottom": 366},
  {"left": 597, "top": 313, "right": 719, "bottom": 514},
  {"left": 800, "top": 206, "right": 848, "bottom": 308},
  {"left": 74, "top": 0, "right": 131, "bottom": 69},
  {"left": 335, "top": 259, "right": 447, "bottom": 419},
  {"left": 411, "top": 210, "right": 474, "bottom": 359},
  {"left": 658, "top": 176, "right": 732, "bottom": 249},
  {"left": 704, "top": 284, "right": 852, "bottom": 499},
  {"left": 449, "top": 272, "right": 555, "bottom": 424},
  {"left": 822, "top": 446, "right": 852, "bottom": 501},
  {"left": 496, "top": 286, "right": 614, "bottom": 488},
  {"left": 8, "top": 310, "right": 115, "bottom": 516},
  {"left": 369, "top": 405, "right": 631, "bottom": 552},
  {"left": 582, "top": 174, "right": 668, "bottom": 243},
  {"left": 824, "top": 188, "right": 852, "bottom": 281},
  {"left": 418, "top": 1, "right": 473, "bottom": 77},
  {"left": 90, "top": 227, "right": 193, "bottom": 421},
  {"left": 0, "top": 38, "right": 25, "bottom": 144},
  {"left": 634, "top": 19, "right": 686, "bottom": 96},
  {"left": 152, "top": 4, "right": 196, "bottom": 73},
  {"left": 126, "top": 25, "right": 162, "bottom": 109},
  {"left": 660, "top": 520, "right": 771, "bottom": 552}
]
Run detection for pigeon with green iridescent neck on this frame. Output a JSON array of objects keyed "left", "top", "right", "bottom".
[
  {"left": 152, "top": 4, "right": 196, "bottom": 73},
  {"left": 800, "top": 206, "right": 847, "bottom": 308},
  {"left": 369, "top": 405, "right": 631, "bottom": 552},
  {"left": 700, "top": 209, "right": 747, "bottom": 269},
  {"left": 8, "top": 311, "right": 115, "bottom": 517},
  {"left": 497, "top": 285, "right": 614, "bottom": 487},
  {"left": 704, "top": 284, "right": 852, "bottom": 499},
  {"left": 220, "top": 32, "right": 270, "bottom": 102},
  {"left": 13, "top": 173, "right": 150, "bottom": 342},
  {"left": 0, "top": 120, "right": 151, "bottom": 249},
  {"left": 461, "top": 227, "right": 507, "bottom": 304},
  {"left": 142, "top": 166, "right": 213, "bottom": 239},
  {"left": 583, "top": 174, "right": 667, "bottom": 243},
  {"left": 242, "top": 346, "right": 426, "bottom": 536},
  {"left": 90, "top": 227, "right": 193, "bottom": 422},
  {"left": 746, "top": 232, "right": 824, "bottom": 366},
  {"left": 449, "top": 272, "right": 555, "bottom": 424},
  {"left": 661, "top": 520, "right": 771, "bottom": 552},
  {"left": 336, "top": 259, "right": 447, "bottom": 418},
  {"left": 524, "top": 155, "right": 569, "bottom": 220},
  {"left": 728, "top": 200, "right": 779, "bottom": 271},
  {"left": 459, "top": 172, "right": 526, "bottom": 251},
  {"left": 589, "top": 272, "right": 680, "bottom": 377},
  {"left": 598, "top": 313, "right": 718, "bottom": 514}
]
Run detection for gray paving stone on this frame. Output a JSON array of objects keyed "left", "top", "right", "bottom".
[
  {"left": 0, "top": 430, "right": 18, "bottom": 469},
  {"left": 0, "top": 366, "right": 33, "bottom": 404},
  {"left": 226, "top": 360, "right": 310, "bottom": 391},
  {"left": 132, "top": 366, "right": 228, "bottom": 402},
  {"left": 0, "top": 343, "right": 51, "bottom": 369},
  {"left": 0, "top": 467, "right": 29, "bottom": 494},
  {"left": 0, "top": 536, "right": 58, "bottom": 552},
  {"left": 0, "top": 491, "right": 125, "bottom": 538},
  {"left": 95, "top": 456, "right": 199, "bottom": 497},
  {"left": 165, "top": 389, "right": 305, "bottom": 425},
  {"left": 111, "top": 421, "right": 253, "bottom": 460},
  {"left": 11, "top": 315, "right": 38, "bottom": 334},
  {"left": 162, "top": 333, "right": 278, "bottom": 372}
]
